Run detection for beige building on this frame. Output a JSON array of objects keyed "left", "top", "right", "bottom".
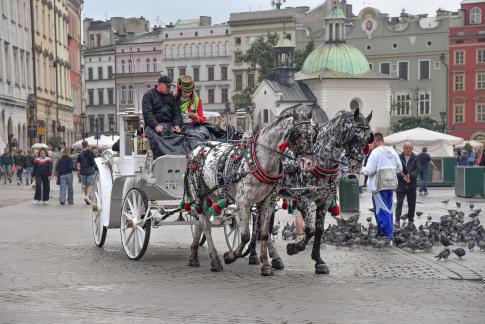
[{"left": 33, "top": 0, "right": 72, "bottom": 144}]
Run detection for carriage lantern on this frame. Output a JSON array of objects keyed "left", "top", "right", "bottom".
[{"left": 123, "top": 113, "right": 140, "bottom": 134}]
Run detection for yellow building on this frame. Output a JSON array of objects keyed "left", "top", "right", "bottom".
[{"left": 33, "top": 0, "right": 72, "bottom": 144}]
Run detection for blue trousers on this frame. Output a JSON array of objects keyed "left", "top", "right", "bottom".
[
  {"left": 59, "top": 173, "right": 74, "bottom": 204},
  {"left": 372, "top": 190, "right": 394, "bottom": 239}
]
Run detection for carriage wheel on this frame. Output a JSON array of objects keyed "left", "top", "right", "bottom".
[
  {"left": 120, "top": 188, "right": 151, "bottom": 260},
  {"left": 92, "top": 174, "right": 107, "bottom": 247},
  {"left": 224, "top": 212, "right": 243, "bottom": 251},
  {"left": 189, "top": 210, "right": 206, "bottom": 246}
]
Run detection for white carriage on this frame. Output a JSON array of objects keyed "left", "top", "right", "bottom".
[{"left": 91, "top": 111, "right": 242, "bottom": 260}]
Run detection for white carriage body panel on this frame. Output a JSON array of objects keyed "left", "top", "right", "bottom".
[{"left": 94, "top": 157, "right": 113, "bottom": 227}]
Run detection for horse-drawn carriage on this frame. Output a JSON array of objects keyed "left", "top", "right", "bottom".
[{"left": 91, "top": 111, "right": 241, "bottom": 260}]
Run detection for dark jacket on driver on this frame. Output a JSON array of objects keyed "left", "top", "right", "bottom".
[{"left": 142, "top": 88, "right": 182, "bottom": 129}]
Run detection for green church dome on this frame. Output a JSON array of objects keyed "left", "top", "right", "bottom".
[{"left": 300, "top": 43, "right": 371, "bottom": 76}]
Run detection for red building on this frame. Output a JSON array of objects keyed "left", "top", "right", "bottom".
[
  {"left": 449, "top": 0, "right": 485, "bottom": 142},
  {"left": 67, "top": 0, "right": 84, "bottom": 144}
]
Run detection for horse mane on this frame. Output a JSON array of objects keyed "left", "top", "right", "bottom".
[{"left": 274, "top": 109, "right": 295, "bottom": 125}]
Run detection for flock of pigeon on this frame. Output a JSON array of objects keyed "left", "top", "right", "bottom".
[{"left": 319, "top": 200, "right": 485, "bottom": 262}]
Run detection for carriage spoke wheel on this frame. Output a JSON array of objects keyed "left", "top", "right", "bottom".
[
  {"left": 92, "top": 174, "right": 107, "bottom": 247},
  {"left": 120, "top": 188, "right": 151, "bottom": 260},
  {"left": 189, "top": 210, "right": 206, "bottom": 246},
  {"left": 224, "top": 213, "right": 242, "bottom": 251}
]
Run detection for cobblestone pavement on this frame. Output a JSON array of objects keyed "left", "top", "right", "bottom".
[{"left": 0, "top": 182, "right": 484, "bottom": 323}]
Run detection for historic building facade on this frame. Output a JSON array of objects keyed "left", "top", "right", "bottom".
[
  {"left": 345, "top": 6, "right": 461, "bottom": 127},
  {"left": 66, "top": 0, "right": 83, "bottom": 145},
  {"left": 163, "top": 17, "right": 232, "bottom": 113},
  {"left": 448, "top": 0, "right": 485, "bottom": 141},
  {"left": 0, "top": 0, "right": 33, "bottom": 150}
]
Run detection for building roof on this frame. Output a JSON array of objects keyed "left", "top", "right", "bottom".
[
  {"left": 300, "top": 43, "right": 371, "bottom": 77},
  {"left": 461, "top": 0, "right": 485, "bottom": 4},
  {"left": 264, "top": 80, "right": 317, "bottom": 103}
]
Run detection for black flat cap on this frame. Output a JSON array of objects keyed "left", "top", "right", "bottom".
[{"left": 158, "top": 75, "right": 172, "bottom": 84}]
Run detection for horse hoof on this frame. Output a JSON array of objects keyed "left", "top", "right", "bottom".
[
  {"left": 271, "top": 258, "right": 285, "bottom": 270},
  {"left": 261, "top": 265, "right": 274, "bottom": 276},
  {"left": 210, "top": 258, "right": 224, "bottom": 272},
  {"left": 248, "top": 254, "right": 260, "bottom": 265},
  {"left": 223, "top": 251, "right": 236, "bottom": 264},
  {"left": 188, "top": 257, "right": 200, "bottom": 267},
  {"left": 287, "top": 243, "right": 298, "bottom": 256},
  {"left": 315, "top": 263, "right": 329, "bottom": 275}
]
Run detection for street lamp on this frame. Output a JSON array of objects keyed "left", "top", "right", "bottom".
[
  {"left": 109, "top": 120, "right": 116, "bottom": 140},
  {"left": 46, "top": 103, "right": 51, "bottom": 144},
  {"left": 440, "top": 111, "right": 447, "bottom": 134},
  {"left": 80, "top": 112, "right": 87, "bottom": 140}
]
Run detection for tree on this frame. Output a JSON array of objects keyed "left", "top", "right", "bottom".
[
  {"left": 294, "top": 40, "right": 315, "bottom": 71},
  {"left": 242, "top": 32, "right": 279, "bottom": 81},
  {"left": 231, "top": 87, "right": 253, "bottom": 111},
  {"left": 391, "top": 116, "right": 443, "bottom": 133}
]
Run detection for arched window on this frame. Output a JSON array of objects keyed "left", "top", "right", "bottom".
[
  {"left": 146, "top": 58, "right": 150, "bottom": 72},
  {"left": 153, "top": 58, "right": 157, "bottom": 72},
  {"left": 350, "top": 99, "right": 360, "bottom": 111},
  {"left": 128, "top": 86, "right": 134, "bottom": 104},
  {"left": 128, "top": 59, "right": 132, "bottom": 73},
  {"left": 263, "top": 109, "right": 269, "bottom": 123},
  {"left": 471, "top": 7, "right": 482, "bottom": 24}
]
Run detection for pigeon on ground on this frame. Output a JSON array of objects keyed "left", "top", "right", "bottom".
[
  {"left": 369, "top": 208, "right": 375, "bottom": 213},
  {"left": 441, "top": 199, "right": 449, "bottom": 204},
  {"left": 452, "top": 248, "right": 466, "bottom": 259},
  {"left": 440, "top": 235, "right": 453, "bottom": 247},
  {"left": 456, "top": 201, "right": 462, "bottom": 208},
  {"left": 435, "top": 248, "right": 450, "bottom": 261},
  {"left": 366, "top": 216, "right": 372, "bottom": 223},
  {"left": 416, "top": 211, "right": 423, "bottom": 218},
  {"left": 375, "top": 240, "right": 386, "bottom": 250},
  {"left": 469, "top": 203, "right": 474, "bottom": 210},
  {"left": 478, "top": 240, "right": 485, "bottom": 252},
  {"left": 467, "top": 239, "right": 476, "bottom": 251}
]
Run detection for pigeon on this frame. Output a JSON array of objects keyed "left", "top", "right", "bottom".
[
  {"left": 469, "top": 203, "right": 474, "bottom": 210},
  {"left": 416, "top": 211, "right": 423, "bottom": 218},
  {"left": 375, "top": 240, "right": 386, "bottom": 250},
  {"left": 368, "top": 208, "right": 375, "bottom": 213},
  {"left": 456, "top": 201, "right": 462, "bottom": 208},
  {"left": 366, "top": 216, "right": 373, "bottom": 223},
  {"left": 435, "top": 248, "right": 450, "bottom": 261},
  {"left": 452, "top": 248, "right": 466, "bottom": 259},
  {"left": 478, "top": 240, "right": 485, "bottom": 252},
  {"left": 467, "top": 239, "right": 476, "bottom": 251},
  {"left": 440, "top": 235, "right": 452, "bottom": 247},
  {"left": 427, "top": 215, "right": 433, "bottom": 221},
  {"left": 441, "top": 199, "right": 449, "bottom": 204}
]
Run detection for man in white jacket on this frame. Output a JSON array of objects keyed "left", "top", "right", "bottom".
[{"left": 361, "top": 133, "right": 403, "bottom": 240}]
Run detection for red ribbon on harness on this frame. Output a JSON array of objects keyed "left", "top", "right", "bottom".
[
  {"left": 309, "top": 164, "right": 339, "bottom": 179},
  {"left": 250, "top": 133, "right": 284, "bottom": 185}
]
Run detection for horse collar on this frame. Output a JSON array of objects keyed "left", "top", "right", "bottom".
[{"left": 248, "top": 132, "right": 284, "bottom": 185}]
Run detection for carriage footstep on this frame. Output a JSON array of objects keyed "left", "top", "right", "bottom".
[
  {"left": 248, "top": 254, "right": 260, "bottom": 265},
  {"left": 271, "top": 257, "right": 285, "bottom": 270}
]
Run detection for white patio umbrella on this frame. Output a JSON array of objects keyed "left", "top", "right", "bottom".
[{"left": 72, "top": 135, "right": 119, "bottom": 150}]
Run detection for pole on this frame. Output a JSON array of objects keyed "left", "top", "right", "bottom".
[
  {"left": 96, "top": 119, "right": 99, "bottom": 147},
  {"left": 29, "top": 0, "right": 38, "bottom": 146},
  {"left": 54, "top": 0, "right": 60, "bottom": 141},
  {"left": 440, "top": 53, "right": 449, "bottom": 134}
]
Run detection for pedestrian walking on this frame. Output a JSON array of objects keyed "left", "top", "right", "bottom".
[
  {"left": 14, "top": 149, "right": 26, "bottom": 185},
  {"left": 467, "top": 148, "right": 476, "bottom": 166},
  {"left": 361, "top": 132, "right": 402, "bottom": 241},
  {"left": 1, "top": 147, "right": 14, "bottom": 184},
  {"left": 77, "top": 141, "right": 97, "bottom": 205},
  {"left": 24, "top": 150, "right": 34, "bottom": 185},
  {"left": 32, "top": 148, "right": 52, "bottom": 204},
  {"left": 417, "top": 147, "right": 437, "bottom": 195},
  {"left": 55, "top": 148, "right": 75, "bottom": 205},
  {"left": 395, "top": 142, "right": 420, "bottom": 226}
]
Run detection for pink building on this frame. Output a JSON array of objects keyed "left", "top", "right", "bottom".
[{"left": 115, "top": 29, "right": 164, "bottom": 113}]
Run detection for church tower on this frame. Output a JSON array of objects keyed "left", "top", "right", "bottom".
[{"left": 273, "top": 34, "right": 297, "bottom": 86}]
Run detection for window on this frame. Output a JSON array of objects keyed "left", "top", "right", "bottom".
[
  {"left": 128, "top": 86, "right": 134, "bottom": 104},
  {"left": 89, "top": 116, "right": 95, "bottom": 132},
  {"left": 369, "top": 63, "right": 373, "bottom": 70},
  {"left": 398, "top": 62, "right": 408, "bottom": 80},
  {"left": 96, "top": 34, "right": 101, "bottom": 47},
  {"left": 235, "top": 74, "right": 243, "bottom": 91},
  {"left": 146, "top": 58, "right": 150, "bottom": 72},
  {"left": 263, "top": 109, "right": 269, "bottom": 123},
  {"left": 193, "top": 67, "right": 200, "bottom": 82},
  {"left": 208, "top": 89, "right": 215, "bottom": 104},
  {"left": 235, "top": 37, "right": 241, "bottom": 45},
  {"left": 88, "top": 89, "right": 94, "bottom": 106},
  {"left": 395, "top": 93, "right": 411, "bottom": 116},
  {"left": 98, "top": 67, "right": 103, "bottom": 80},
  {"left": 208, "top": 67, "right": 215, "bottom": 81},
  {"left": 167, "top": 68, "right": 174, "bottom": 80},
  {"left": 478, "top": 49, "right": 485, "bottom": 64},
  {"left": 248, "top": 73, "right": 255, "bottom": 89},
  {"left": 221, "top": 88, "right": 228, "bottom": 103},
  {"left": 235, "top": 52, "right": 242, "bottom": 64},
  {"left": 419, "top": 92, "right": 431, "bottom": 115},
  {"left": 88, "top": 67, "right": 93, "bottom": 80},
  {"left": 89, "top": 34, "right": 95, "bottom": 48},
  {"left": 121, "top": 60, "right": 126, "bottom": 74},
  {"left": 98, "top": 89, "right": 104, "bottom": 105},
  {"left": 108, "top": 66, "right": 113, "bottom": 79},
  {"left": 128, "top": 60, "right": 132, "bottom": 73},
  {"left": 380, "top": 62, "right": 390, "bottom": 75},
  {"left": 477, "top": 72, "right": 485, "bottom": 89},
  {"left": 121, "top": 86, "right": 126, "bottom": 104},
  {"left": 179, "top": 67, "right": 186, "bottom": 77},
  {"left": 108, "top": 88, "right": 114, "bottom": 105},
  {"left": 221, "top": 66, "right": 228, "bottom": 80},
  {"left": 153, "top": 58, "right": 157, "bottom": 72},
  {"left": 477, "top": 103, "right": 485, "bottom": 122},
  {"left": 455, "top": 74, "right": 464, "bottom": 91},
  {"left": 454, "top": 104, "right": 464, "bottom": 124},
  {"left": 98, "top": 115, "right": 105, "bottom": 132},
  {"left": 471, "top": 7, "right": 482, "bottom": 24},
  {"left": 419, "top": 60, "right": 430, "bottom": 80},
  {"left": 455, "top": 51, "right": 465, "bottom": 65}
]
